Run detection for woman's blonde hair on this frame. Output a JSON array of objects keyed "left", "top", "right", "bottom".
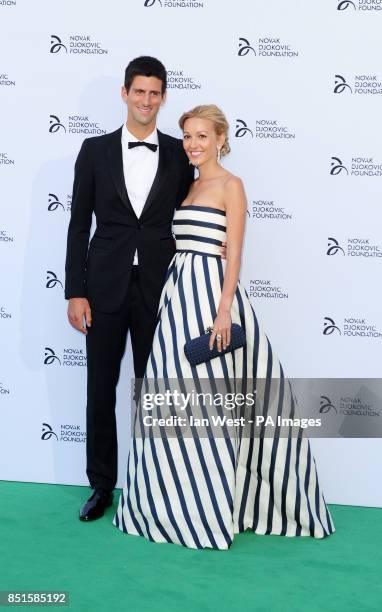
[{"left": 179, "top": 104, "right": 231, "bottom": 157}]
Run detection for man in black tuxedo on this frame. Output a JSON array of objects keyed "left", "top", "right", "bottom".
[{"left": 65, "top": 57, "right": 194, "bottom": 521}]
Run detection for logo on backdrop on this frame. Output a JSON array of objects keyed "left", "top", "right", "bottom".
[
  {"left": 323, "top": 317, "right": 341, "bottom": 336},
  {"left": 50, "top": 35, "right": 67, "bottom": 53},
  {"left": 44, "top": 347, "right": 87, "bottom": 367},
  {"left": 0, "top": 73, "right": 15, "bottom": 87},
  {"left": 0, "top": 229, "right": 14, "bottom": 242},
  {"left": 235, "top": 118, "right": 295, "bottom": 140},
  {"left": 248, "top": 280, "right": 289, "bottom": 300},
  {"left": 247, "top": 200, "right": 293, "bottom": 221},
  {"left": 334, "top": 75, "right": 353, "bottom": 94},
  {"left": 0, "top": 152, "right": 15, "bottom": 165},
  {"left": 0, "top": 306, "right": 11, "bottom": 319},
  {"left": 49, "top": 115, "right": 66, "bottom": 133},
  {"left": 48, "top": 193, "right": 64, "bottom": 211},
  {"left": 334, "top": 74, "right": 382, "bottom": 95},
  {"left": 327, "top": 238, "right": 345, "bottom": 256},
  {"left": 337, "top": 0, "right": 381, "bottom": 10},
  {"left": 167, "top": 68, "right": 202, "bottom": 90},
  {"left": 331, "top": 156, "right": 382, "bottom": 176},
  {"left": 41, "top": 422, "right": 86, "bottom": 443},
  {"left": 143, "top": 0, "right": 205, "bottom": 8},
  {"left": 0, "top": 1, "right": 17, "bottom": 6},
  {"left": 48, "top": 193, "right": 71, "bottom": 212},
  {"left": 44, "top": 348, "right": 62, "bottom": 366},
  {"left": 327, "top": 237, "right": 381, "bottom": 258},
  {"left": 41, "top": 423, "right": 58, "bottom": 440},
  {"left": 319, "top": 396, "right": 337, "bottom": 414},
  {"left": 49, "top": 34, "right": 108, "bottom": 55},
  {"left": 324, "top": 316, "right": 382, "bottom": 338},
  {"left": 337, "top": 1, "right": 356, "bottom": 8},
  {"left": 238, "top": 36, "right": 299, "bottom": 58},
  {"left": 238, "top": 38, "right": 256, "bottom": 56},
  {"left": 319, "top": 394, "right": 379, "bottom": 418},
  {"left": 0, "top": 382, "right": 10, "bottom": 396},
  {"left": 49, "top": 114, "right": 106, "bottom": 135},
  {"left": 46, "top": 271, "right": 63, "bottom": 289},
  {"left": 330, "top": 157, "right": 348, "bottom": 175},
  {"left": 235, "top": 120, "right": 253, "bottom": 138}
]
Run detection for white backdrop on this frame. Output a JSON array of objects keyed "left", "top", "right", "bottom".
[{"left": 0, "top": 0, "right": 381, "bottom": 507}]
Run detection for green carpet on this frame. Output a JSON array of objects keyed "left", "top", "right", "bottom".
[{"left": 1, "top": 481, "right": 381, "bottom": 611}]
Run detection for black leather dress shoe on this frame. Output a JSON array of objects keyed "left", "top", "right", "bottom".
[{"left": 79, "top": 490, "right": 113, "bottom": 521}]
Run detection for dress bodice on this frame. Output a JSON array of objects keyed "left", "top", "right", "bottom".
[{"left": 172, "top": 205, "right": 227, "bottom": 256}]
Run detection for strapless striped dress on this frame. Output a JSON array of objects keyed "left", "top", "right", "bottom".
[{"left": 113, "top": 205, "right": 335, "bottom": 550}]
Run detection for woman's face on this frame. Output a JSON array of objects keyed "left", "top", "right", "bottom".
[{"left": 183, "top": 117, "right": 223, "bottom": 167}]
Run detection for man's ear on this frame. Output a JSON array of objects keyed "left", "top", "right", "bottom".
[
  {"left": 121, "top": 85, "right": 128, "bottom": 102},
  {"left": 161, "top": 90, "right": 167, "bottom": 106}
]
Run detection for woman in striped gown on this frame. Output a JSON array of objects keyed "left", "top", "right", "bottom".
[{"left": 113, "top": 105, "right": 335, "bottom": 549}]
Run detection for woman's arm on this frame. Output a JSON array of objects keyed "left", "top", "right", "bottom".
[{"left": 209, "top": 176, "right": 247, "bottom": 352}]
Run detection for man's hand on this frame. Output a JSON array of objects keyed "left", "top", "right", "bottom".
[
  {"left": 67, "top": 298, "right": 92, "bottom": 334},
  {"left": 221, "top": 241, "right": 227, "bottom": 260}
]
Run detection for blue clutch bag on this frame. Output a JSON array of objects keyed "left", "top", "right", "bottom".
[{"left": 184, "top": 323, "right": 246, "bottom": 366}]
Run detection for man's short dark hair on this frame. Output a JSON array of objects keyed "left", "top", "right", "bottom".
[{"left": 124, "top": 56, "right": 167, "bottom": 94}]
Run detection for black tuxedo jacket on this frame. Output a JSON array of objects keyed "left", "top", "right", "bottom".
[{"left": 65, "top": 126, "right": 194, "bottom": 313}]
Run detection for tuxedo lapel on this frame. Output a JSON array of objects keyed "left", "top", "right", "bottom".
[
  {"left": 106, "top": 127, "right": 136, "bottom": 216},
  {"left": 140, "top": 130, "right": 171, "bottom": 219}
]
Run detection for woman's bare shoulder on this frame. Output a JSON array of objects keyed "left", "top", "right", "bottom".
[
  {"left": 220, "top": 172, "right": 243, "bottom": 193},
  {"left": 223, "top": 174, "right": 245, "bottom": 197},
  {"left": 222, "top": 174, "right": 246, "bottom": 214},
  {"left": 223, "top": 172, "right": 243, "bottom": 186}
]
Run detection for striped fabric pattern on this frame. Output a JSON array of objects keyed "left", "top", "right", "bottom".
[{"left": 113, "top": 205, "right": 335, "bottom": 549}]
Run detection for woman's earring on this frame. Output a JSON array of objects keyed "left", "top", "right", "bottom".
[{"left": 217, "top": 147, "right": 221, "bottom": 162}]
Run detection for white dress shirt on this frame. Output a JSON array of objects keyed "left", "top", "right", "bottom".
[{"left": 121, "top": 123, "right": 159, "bottom": 265}]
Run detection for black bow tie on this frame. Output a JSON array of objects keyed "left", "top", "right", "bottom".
[{"left": 128, "top": 141, "right": 158, "bottom": 152}]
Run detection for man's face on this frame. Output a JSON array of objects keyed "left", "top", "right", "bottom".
[{"left": 121, "top": 75, "right": 165, "bottom": 128}]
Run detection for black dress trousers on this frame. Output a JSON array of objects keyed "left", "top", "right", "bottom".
[{"left": 85, "top": 266, "right": 158, "bottom": 492}]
